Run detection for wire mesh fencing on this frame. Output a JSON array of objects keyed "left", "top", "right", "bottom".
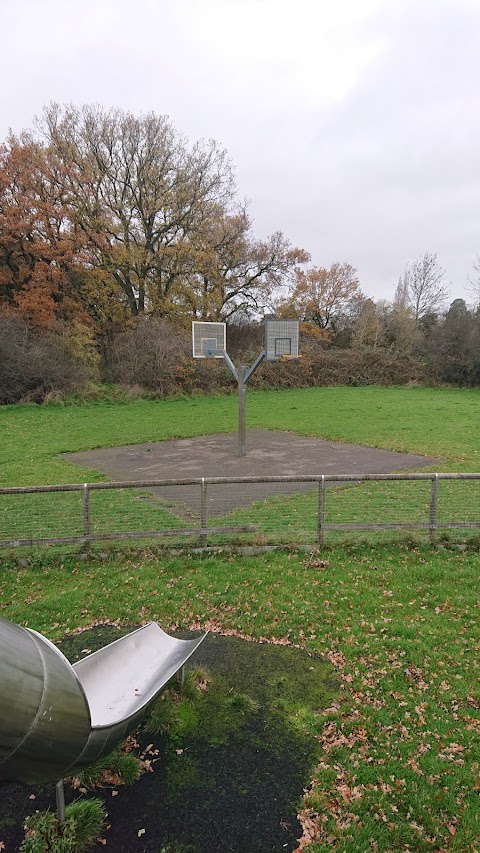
[{"left": 1, "top": 474, "right": 480, "bottom": 551}]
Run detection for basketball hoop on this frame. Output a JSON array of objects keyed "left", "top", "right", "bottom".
[
  {"left": 192, "top": 318, "right": 300, "bottom": 456},
  {"left": 264, "top": 319, "right": 300, "bottom": 361},
  {"left": 192, "top": 322, "right": 226, "bottom": 358}
]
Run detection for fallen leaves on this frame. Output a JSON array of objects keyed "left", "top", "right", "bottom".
[
  {"left": 303, "top": 550, "right": 330, "bottom": 570},
  {"left": 438, "top": 742, "right": 466, "bottom": 765},
  {"left": 294, "top": 806, "right": 321, "bottom": 851},
  {"left": 318, "top": 720, "right": 368, "bottom": 753},
  {"left": 404, "top": 666, "right": 429, "bottom": 690},
  {"left": 287, "top": 556, "right": 480, "bottom": 851}
]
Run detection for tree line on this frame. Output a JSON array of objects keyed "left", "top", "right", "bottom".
[{"left": 1, "top": 104, "right": 480, "bottom": 403}]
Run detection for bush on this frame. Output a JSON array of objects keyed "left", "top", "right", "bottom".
[
  {"left": 105, "top": 317, "right": 196, "bottom": 395},
  {"left": 0, "top": 316, "right": 89, "bottom": 404},
  {"left": 226, "top": 319, "right": 264, "bottom": 359},
  {"left": 2, "top": 311, "right": 427, "bottom": 406},
  {"left": 106, "top": 317, "right": 238, "bottom": 397},
  {"left": 249, "top": 347, "right": 426, "bottom": 390},
  {"left": 105, "top": 320, "right": 426, "bottom": 398},
  {"left": 20, "top": 799, "right": 106, "bottom": 852}
]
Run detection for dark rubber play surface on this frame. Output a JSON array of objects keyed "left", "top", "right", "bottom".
[
  {"left": 64, "top": 429, "right": 440, "bottom": 516},
  {"left": 0, "top": 628, "right": 338, "bottom": 853}
]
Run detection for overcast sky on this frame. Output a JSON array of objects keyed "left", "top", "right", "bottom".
[{"left": 2, "top": 0, "right": 480, "bottom": 304}]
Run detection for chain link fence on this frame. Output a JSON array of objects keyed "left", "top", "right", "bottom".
[{"left": 2, "top": 473, "right": 480, "bottom": 551}]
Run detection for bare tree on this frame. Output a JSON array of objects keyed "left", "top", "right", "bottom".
[
  {"left": 467, "top": 254, "right": 480, "bottom": 305},
  {"left": 350, "top": 297, "right": 386, "bottom": 349},
  {"left": 402, "top": 252, "right": 449, "bottom": 321},
  {"left": 393, "top": 275, "right": 409, "bottom": 309}
]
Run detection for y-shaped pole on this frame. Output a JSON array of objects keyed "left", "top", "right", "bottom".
[{"left": 221, "top": 350, "right": 266, "bottom": 457}]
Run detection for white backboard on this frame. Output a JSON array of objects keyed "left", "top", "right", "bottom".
[{"left": 192, "top": 321, "right": 226, "bottom": 358}]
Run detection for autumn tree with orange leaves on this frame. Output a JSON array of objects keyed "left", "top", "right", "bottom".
[
  {"left": 1, "top": 105, "right": 307, "bottom": 337},
  {"left": 277, "top": 262, "right": 364, "bottom": 340},
  {"left": 30, "top": 103, "right": 306, "bottom": 326},
  {"left": 0, "top": 135, "right": 88, "bottom": 328}
]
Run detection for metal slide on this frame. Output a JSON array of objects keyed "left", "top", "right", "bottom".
[{"left": 0, "top": 616, "right": 206, "bottom": 784}]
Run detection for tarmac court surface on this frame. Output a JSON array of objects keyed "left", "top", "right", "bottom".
[{"left": 65, "top": 429, "right": 440, "bottom": 517}]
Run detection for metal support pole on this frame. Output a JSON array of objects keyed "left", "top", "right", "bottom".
[
  {"left": 238, "top": 366, "right": 247, "bottom": 457},
  {"left": 243, "top": 349, "right": 266, "bottom": 383},
  {"left": 317, "top": 475, "right": 325, "bottom": 544},
  {"left": 221, "top": 349, "right": 265, "bottom": 458},
  {"left": 55, "top": 779, "right": 66, "bottom": 824},
  {"left": 222, "top": 350, "right": 238, "bottom": 381},
  {"left": 429, "top": 473, "right": 439, "bottom": 543}
]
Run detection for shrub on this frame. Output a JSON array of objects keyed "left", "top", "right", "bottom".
[
  {"left": 105, "top": 317, "right": 195, "bottom": 395},
  {"left": 20, "top": 799, "right": 106, "bottom": 853},
  {"left": 249, "top": 346, "right": 426, "bottom": 390},
  {"left": 105, "top": 320, "right": 427, "bottom": 398},
  {"left": 0, "top": 316, "right": 89, "bottom": 404},
  {"left": 106, "top": 317, "right": 238, "bottom": 397}
]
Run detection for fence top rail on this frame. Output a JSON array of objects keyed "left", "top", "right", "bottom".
[{"left": 1, "top": 472, "right": 480, "bottom": 495}]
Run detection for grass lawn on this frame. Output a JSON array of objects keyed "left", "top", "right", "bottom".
[
  {"left": 0, "top": 543, "right": 479, "bottom": 851},
  {"left": 1, "top": 387, "right": 480, "bottom": 849},
  {"left": 2, "top": 386, "right": 480, "bottom": 548},
  {"left": 2, "top": 385, "right": 480, "bottom": 488}
]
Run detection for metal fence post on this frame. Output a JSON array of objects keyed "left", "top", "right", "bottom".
[
  {"left": 200, "top": 478, "right": 208, "bottom": 546},
  {"left": 429, "top": 474, "right": 439, "bottom": 542},
  {"left": 82, "top": 483, "right": 91, "bottom": 550},
  {"left": 317, "top": 475, "right": 325, "bottom": 544}
]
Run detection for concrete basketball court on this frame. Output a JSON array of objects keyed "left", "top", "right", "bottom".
[{"left": 65, "top": 429, "right": 440, "bottom": 517}]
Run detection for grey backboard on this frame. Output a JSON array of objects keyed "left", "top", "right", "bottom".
[
  {"left": 264, "top": 318, "right": 300, "bottom": 361},
  {"left": 192, "top": 322, "right": 226, "bottom": 358}
]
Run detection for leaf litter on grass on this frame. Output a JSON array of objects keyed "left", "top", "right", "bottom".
[
  {"left": 291, "top": 547, "right": 480, "bottom": 852},
  {"left": 0, "top": 543, "right": 479, "bottom": 851}
]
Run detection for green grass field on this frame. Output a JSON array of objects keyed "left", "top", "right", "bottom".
[
  {"left": 2, "top": 385, "right": 480, "bottom": 487},
  {"left": 1, "top": 386, "right": 480, "bottom": 548},
  {"left": 1, "top": 387, "right": 480, "bottom": 851}
]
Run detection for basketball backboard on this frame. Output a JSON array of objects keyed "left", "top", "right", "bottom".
[
  {"left": 264, "top": 319, "right": 300, "bottom": 361},
  {"left": 192, "top": 321, "right": 226, "bottom": 358}
]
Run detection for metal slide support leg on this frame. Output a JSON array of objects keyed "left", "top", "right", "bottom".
[
  {"left": 56, "top": 779, "right": 66, "bottom": 824},
  {"left": 238, "top": 366, "right": 247, "bottom": 457}
]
